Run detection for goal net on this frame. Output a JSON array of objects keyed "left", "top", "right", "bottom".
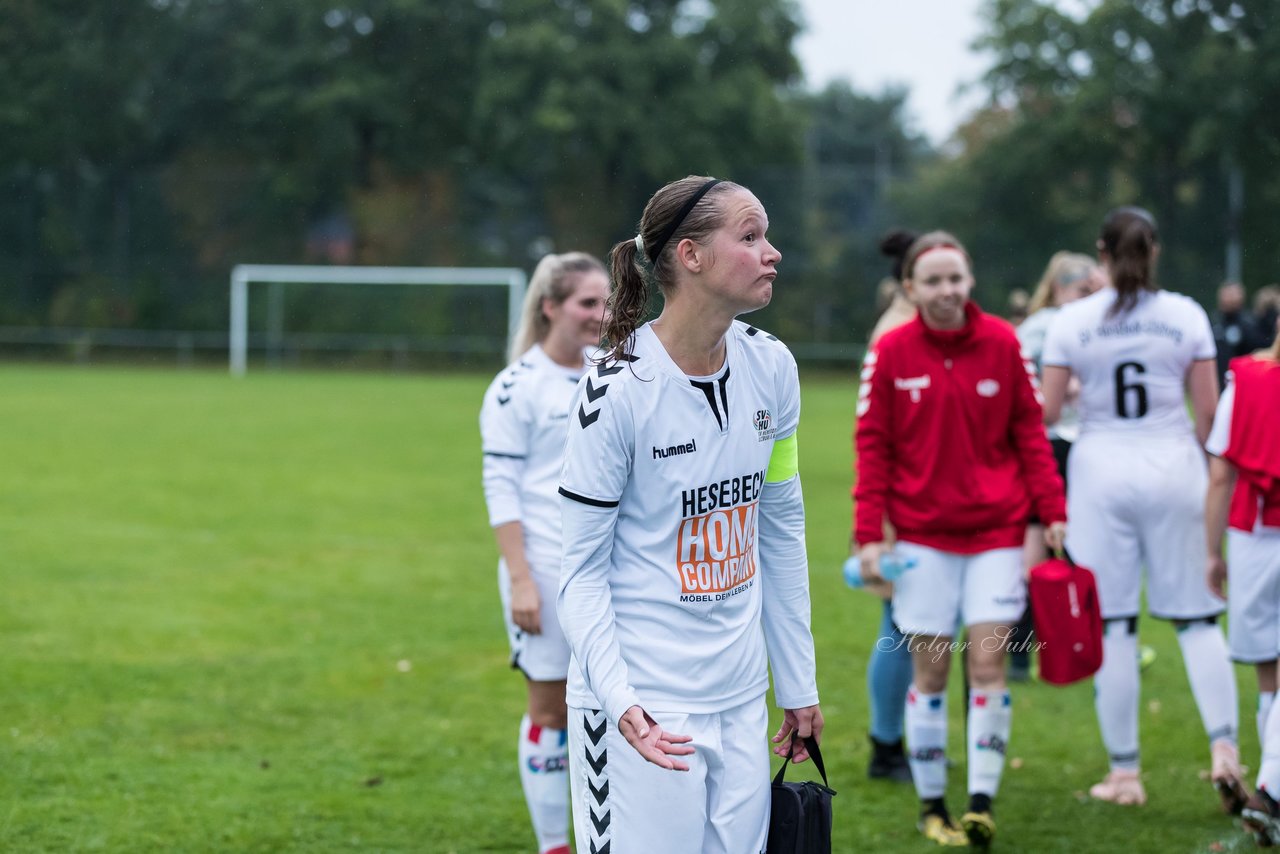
[{"left": 228, "top": 264, "right": 527, "bottom": 375}]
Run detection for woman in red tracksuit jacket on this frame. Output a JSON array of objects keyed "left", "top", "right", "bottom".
[{"left": 853, "top": 231, "right": 1067, "bottom": 848}]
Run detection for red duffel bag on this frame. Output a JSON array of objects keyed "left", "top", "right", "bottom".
[{"left": 1028, "top": 555, "right": 1104, "bottom": 686}]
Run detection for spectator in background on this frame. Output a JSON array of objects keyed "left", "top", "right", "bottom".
[
  {"left": 860, "top": 228, "right": 919, "bottom": 784},
  {"left": 870, "top": 229, "right": 920, "bottom": 344},
  {"left": 1005, "top": 288, "right": 1031, "bottom": 326},
  {"left": 1254, "top": 285, "right": 1280, "bottom": 347},
  {"left": 1213, "top": 281, "right": 1266, "bottom": 387}
]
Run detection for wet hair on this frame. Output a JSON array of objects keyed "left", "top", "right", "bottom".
[
  {"left": 879, "top": 229, "right": 919, "bottom": 283},
  {"left": 1028, "top": 251, "right": 1097, "bottom": 314},
  {"left": 901, "top": 231, "right": 971, "bottom": 281},
  {"left": 602, "top": 175, "right": 745, "bottom": 362},
  {"left": 508, "top": 251, "right": 607, "bottom": 362},
  {"left": 1099, "top": 206, "right": 1159, "bottom": 317}
]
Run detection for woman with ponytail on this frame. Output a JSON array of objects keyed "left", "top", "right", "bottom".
[
  {"left": 1205, "top": 326, "right": 1280, "bottom": 844},
  {"left": 557, "top": 176, "right": 822, "bottom": 853},
  {"left": 479, "top": 251, "right": 607, "bottom": 854},
  {"left": 1041, "top": 207, "right": 1243, "bottom": 812}
]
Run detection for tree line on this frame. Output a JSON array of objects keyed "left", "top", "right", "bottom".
[{"left": 0, "top": 0, "right": 1272, "bottom": 346}]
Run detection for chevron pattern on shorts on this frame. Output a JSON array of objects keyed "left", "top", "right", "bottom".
[{"left": 583, "top": 709, "right": 611, "bottom": 854}]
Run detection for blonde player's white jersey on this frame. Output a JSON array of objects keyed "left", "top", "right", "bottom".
[
  {"left": 479, "top": 344, "right": 586, "bottom": 567},
  {"left": 557, "top": 321, "right": 817, "bottom": 725},
  {"left": 1042, "top": 288, "right": 1216, "bottom": 439}
]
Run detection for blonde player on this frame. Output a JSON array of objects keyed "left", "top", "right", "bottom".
[
  {"left": 1041, "top": 206, "right": 1243, "bottom": 811},
  {"left": 558, "top": 176, "right": 822, "bottom": 854},
  {"left": 1204, "top": 334, "right": 1280, "bottom": 844},
  {"left": 479, "top": 252, "right": 608, "bottom": 854}
]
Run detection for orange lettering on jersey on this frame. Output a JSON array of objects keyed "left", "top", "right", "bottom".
[{"left": 676, "top": 502, "right": 759, "bottom": 593}]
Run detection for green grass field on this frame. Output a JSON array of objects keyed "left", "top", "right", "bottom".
[{"left": 0, "top": 364, "right": 1261, "bottom": 852}]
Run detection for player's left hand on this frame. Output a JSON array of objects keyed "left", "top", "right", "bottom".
[
  {"left": 1206, "top": 555, "right": 1228, "bottom": 600},
  {"left": 773, "top": 705, "right": 824, "bottom": 763},
  {"left": 1043, "top": 521, "right": 1067, "bottom": 553}
]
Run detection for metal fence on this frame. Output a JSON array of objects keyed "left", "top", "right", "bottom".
[{"left": 0, "top": 326, "right": 866, "bottom": 371}]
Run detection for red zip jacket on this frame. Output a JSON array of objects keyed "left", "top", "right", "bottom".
[
  {"left": 1225, "top": 355, "right": 1280, "bottom": 532},
  {"left": 854, "top": 301, "right": 1066, "bottom": 553}
]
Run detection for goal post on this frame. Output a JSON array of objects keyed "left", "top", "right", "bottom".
[{"left": 228, "top": 264, "right": 527, "bottom": 375}]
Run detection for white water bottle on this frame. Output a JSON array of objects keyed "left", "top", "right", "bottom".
[{"left": 843, "top": 552, "right": 917, "bottom": 588}]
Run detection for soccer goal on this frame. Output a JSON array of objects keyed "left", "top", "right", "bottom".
[{"left": 228, "top": 264, "right": 527, "bottom": 375}]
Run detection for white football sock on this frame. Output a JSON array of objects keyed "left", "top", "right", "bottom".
[
  {"left": 1175, "top": 621, "right": 1238, "bottom": 747},
  {"left": 1259, "top": 692, "right": 1275, "bottom": 749},
  {"left": 968, "top": 690, "right": 1011, "bottom": 797},
  {"left": 1095, "top": 621, "right": 1140, "bottom": 771},
  {"left": 1259, "top": 693, "right": 1280, "bottom": 794},
  {"left": 518, "top": 715, "right": 569, "bottom": 854},
  {"left": 905, "top": 686, "right": 949, "bottom": 799}
]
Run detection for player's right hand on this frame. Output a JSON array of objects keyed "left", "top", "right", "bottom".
[
  {"left": 510, "top": 577, "right": 542, "bottom": 634},
  {"left": 858, "top": 541, "right": 885, "bottom": 585},
  {"left": 618, "top": 706, "right": 694, "bottom": 771}
]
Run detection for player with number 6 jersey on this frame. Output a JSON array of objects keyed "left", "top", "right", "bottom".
[{"left": 1041, "top": 206, "right": 1243, "bottom": 813}]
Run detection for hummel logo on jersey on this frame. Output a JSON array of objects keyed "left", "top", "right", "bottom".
[
  {"left": 976, "top": 379, "right": 1000, "bottom": 397},
  {"left": 895, "top": 374, "right": 931, "bottom": 402},
  {"left": 578, "top": 377, "right": 610, "bottom": 428},
  {"left": 653, "top": 439, "right": 697, "bottom": 460}
]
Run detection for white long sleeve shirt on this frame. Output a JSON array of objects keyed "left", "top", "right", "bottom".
[{"left": 557, "top": 322, "right": 819, "bottom": 725}]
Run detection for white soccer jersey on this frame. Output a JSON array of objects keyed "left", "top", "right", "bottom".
[
  {"left": 557, "top": 321, "right": 818, "bottom": 726},
  {"left": 479, "top": 344, "right": 586, "bottom": 568},
  {"left": 1018, "top": 305, "right": 1079, "bottom": 442},
  {"left": 1042, "top": 288, "right": 1216, "bottom": 439}
]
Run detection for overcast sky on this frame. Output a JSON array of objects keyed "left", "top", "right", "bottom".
[{"left": 793, "top": 0, "right": 990, "bottom": 143}]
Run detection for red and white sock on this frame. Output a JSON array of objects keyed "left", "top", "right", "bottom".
[
  {"left": 967, "top": 690, "right": 1011, "bottom": 798},
  {"left": 518, "top": 714, "right": 569, "bottom": 854},
  {"left": 905, "top": 686, "right": 948, "bottom": 800}
]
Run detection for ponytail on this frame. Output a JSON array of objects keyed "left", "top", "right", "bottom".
[
  {"left": 1100, "top": 206, "right": 1159, "bottom": 317},
  {"left": 602, "top": 238, "right": 650, "bottom": 363}
]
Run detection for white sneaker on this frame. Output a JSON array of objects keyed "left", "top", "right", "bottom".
[{"left": 1089, "top": 768, "right": 1147, "bottom": 806}]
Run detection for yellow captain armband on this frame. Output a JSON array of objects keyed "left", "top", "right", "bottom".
[{"left": 765, "top": 433, "right": 799, "bottom": 483}]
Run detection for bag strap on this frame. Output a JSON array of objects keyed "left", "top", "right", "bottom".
[{"left": 773, "top": 735, "right": 829, "bottom": 787}]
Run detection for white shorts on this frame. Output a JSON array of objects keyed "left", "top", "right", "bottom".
[
  {"left": 1227, "top": 527, "right": 1280, "bottom": 663},
  {"left": 498, "top": 558, "right": 569, "bottom": 681},
  {"left": 891, "top": 542, "right": 1025, "bottom": 637},
  {"left": 1066, "top": 436, "right": 1223, "bottom": 621},
  {"left": 567, "top": 697, "right": 770, "bottom": 854}
]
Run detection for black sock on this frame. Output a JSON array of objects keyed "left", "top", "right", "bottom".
[
  {"left": 921, "top": 797, "right": 949, "bottom": 819},
  {"left": 968, "top": 793, "right": 993, "bottom": 815}
]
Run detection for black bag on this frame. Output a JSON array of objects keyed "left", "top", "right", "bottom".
[{"left": 766, "top": 736, "right": 835, "bottom": 854}]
